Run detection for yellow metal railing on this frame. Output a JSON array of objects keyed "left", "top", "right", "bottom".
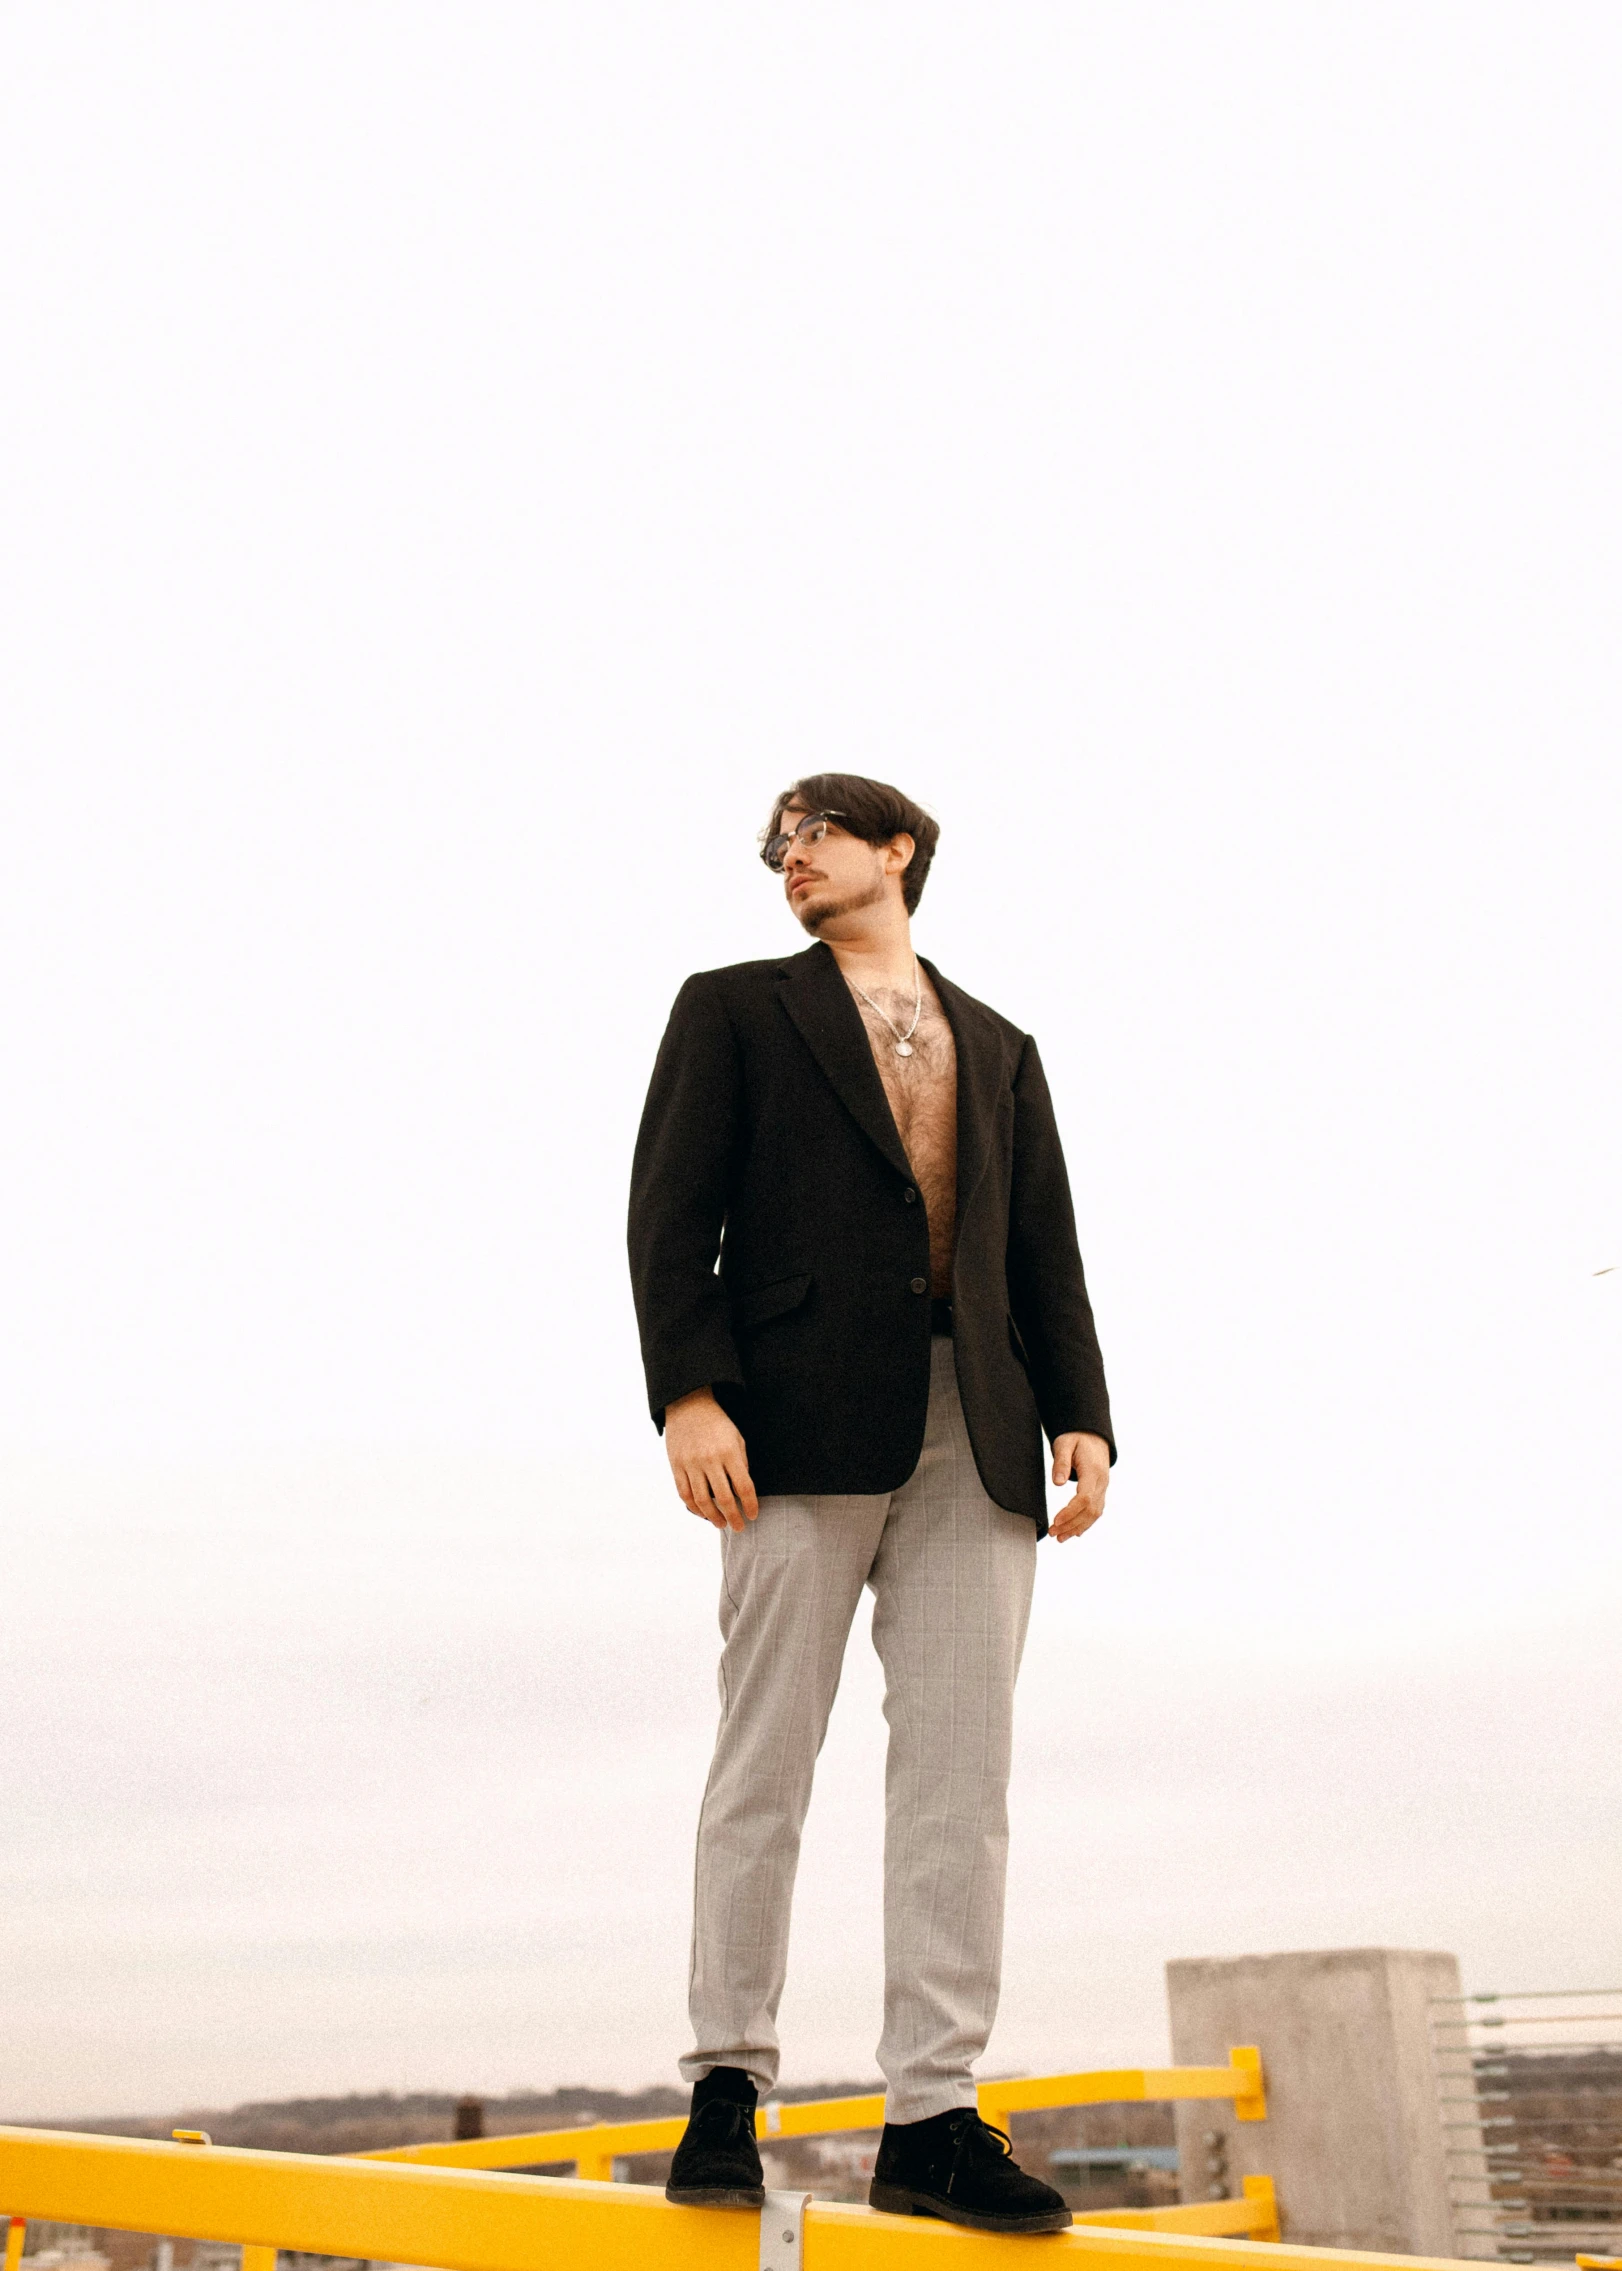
[
  {"left": 361, "top": 2045, "right": 1268, "bottom": 2184},
  {"left": 2, "top": 2120, "right": 1484, "bottom": 2271},
  {"left": 1076, "top": 2177, "right": 1280, "bottom": 2243},
  {"left": 978, "top": 2049, "right": 1269, "bottom": 2138}
]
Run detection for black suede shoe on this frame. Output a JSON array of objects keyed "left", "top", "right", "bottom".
[
  {"left": 665, "top": 2068, "right": 765, "bottom": 2207},
  {"left": 870, "top": 2107, "right": 1072, "bottom": 2234}
]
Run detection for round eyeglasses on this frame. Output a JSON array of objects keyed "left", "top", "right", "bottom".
[{"left": 760, "top": 810, "right": 845, "bottom": 873}]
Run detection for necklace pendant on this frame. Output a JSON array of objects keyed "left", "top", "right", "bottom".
[{"left": 894, "top": 1040, "right": 914, "bottom": 1057}]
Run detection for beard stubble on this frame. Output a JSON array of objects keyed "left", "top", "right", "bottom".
[{"left": 796, "top": 872, "right": 887, "bottom": 933}]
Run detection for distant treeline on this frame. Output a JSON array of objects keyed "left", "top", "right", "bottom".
[{"left": 22, "top": 2081, "right": 880, "bottom": 2158}]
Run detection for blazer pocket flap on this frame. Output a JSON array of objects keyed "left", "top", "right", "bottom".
[{"left": 733, "top": 1272, "right": 813, "bottom": 1329}]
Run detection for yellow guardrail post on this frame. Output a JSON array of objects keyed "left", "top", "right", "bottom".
[
  {"left": 1243, "top": 2175, "right": 1280, "bottom": 2241},
  {"left": 4, "top": 2217, "right": 26, "bottom": 2271},
  {"left": 1229, "top": 2048, "right": 1267, "bottom": 2123}
]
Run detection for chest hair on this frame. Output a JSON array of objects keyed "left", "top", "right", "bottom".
[{"left": 848, "top": 978, "right": 959, "bottom": 1291}]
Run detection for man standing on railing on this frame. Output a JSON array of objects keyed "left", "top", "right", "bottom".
[{"left": 628, "top": 774, "right": 1114, "bottom": 2236}]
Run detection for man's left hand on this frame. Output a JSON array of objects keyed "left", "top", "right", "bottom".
[{"left": 1049, "top": 1432, "right": 1111, "bottom": 1543}]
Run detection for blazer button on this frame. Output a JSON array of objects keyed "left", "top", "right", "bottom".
[
  {"left": 910, "top": 1276, "right": 928, "bottom": 1294},
  {"left": 903, "top": 1186, "right": 918, "bottom": 1203}
]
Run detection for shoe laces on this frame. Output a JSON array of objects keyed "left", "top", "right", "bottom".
[{"left": 945, "top": 2108, "right": 1014, "bottom": 2169}]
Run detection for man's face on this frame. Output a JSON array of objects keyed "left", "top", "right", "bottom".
[{"left": 777, "top": 803, "right": 894, "bottom": 932}]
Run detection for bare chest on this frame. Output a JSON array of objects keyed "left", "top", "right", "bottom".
[{"left": 846, "top": 974, "right": 959, "bottom": 1287}]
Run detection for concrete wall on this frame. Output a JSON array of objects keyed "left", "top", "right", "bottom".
[{"left": 1165, "top": 1947, "right": 1465, "bottom": 2255}]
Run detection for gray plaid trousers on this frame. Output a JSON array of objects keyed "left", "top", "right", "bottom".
[{"left": 682, "top": 1335, "right": 1038, "bottom": 2122}]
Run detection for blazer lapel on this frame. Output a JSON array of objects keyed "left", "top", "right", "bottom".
[
  {"left": 777, "top": 943, "right": 915, "bottom": 1183},
  {"left": 920, "top": 956, "right": 1004, "bottom": 1227}
]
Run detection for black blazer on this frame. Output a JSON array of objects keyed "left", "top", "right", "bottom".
[{"left": 627, "top": 940, "right": 1113, "bottom": 1532}]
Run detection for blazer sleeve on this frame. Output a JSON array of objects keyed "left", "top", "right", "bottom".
[
  {"left": 1006, "top": 1032, "right": 1117, "bottom": 1461},
  {"left": 628, "top": 974, "right": 747, "bottom": 1430}
]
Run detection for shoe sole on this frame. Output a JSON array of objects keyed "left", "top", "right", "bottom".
[
  {"left": 870, "top": 2180, "right": 1072, "bottom": 2234},
  {"left": 665, "top": 2184, "right": 767, "bottom": 2208}
]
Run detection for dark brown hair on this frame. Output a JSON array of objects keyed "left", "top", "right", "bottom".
[{"left": 765, "top": 772, "right": 940, "bottom": 914}]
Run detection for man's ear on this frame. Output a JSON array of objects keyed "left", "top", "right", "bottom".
[{"left": 885, "top": 831, "right": 916, "bottom": 877}]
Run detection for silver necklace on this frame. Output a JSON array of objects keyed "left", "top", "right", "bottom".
[{"left": 847, "top": 960, "right": 923, "bottom": 1056}]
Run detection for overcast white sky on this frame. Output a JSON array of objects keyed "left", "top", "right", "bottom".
[{"left": 3, "top": 5, "right": 1619, "bottom": 2123}]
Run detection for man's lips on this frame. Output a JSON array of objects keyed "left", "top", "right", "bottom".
[{"left": 788, "top": 873, "right": 821, "bottom": 896}]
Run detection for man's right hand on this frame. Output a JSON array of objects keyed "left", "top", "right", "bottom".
[{"left": 663, "top": 1388, "right": 759, "bottom": 1531}]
